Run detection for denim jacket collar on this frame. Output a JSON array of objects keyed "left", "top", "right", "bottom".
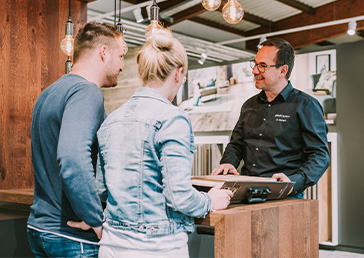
[{"left": 132, "top": 87, "right": 172, "bottom": 106}]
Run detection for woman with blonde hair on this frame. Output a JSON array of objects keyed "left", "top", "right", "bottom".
[{"left": 96, "top": 28, "right": 233, "bottom": 258}]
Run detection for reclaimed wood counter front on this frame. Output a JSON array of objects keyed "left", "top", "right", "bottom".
[
  {"left": 195, "top": 198, "right": 319, "bottom": 258},
  {"left": 0, "top": 188, "right": 33, "bottom": 205}
]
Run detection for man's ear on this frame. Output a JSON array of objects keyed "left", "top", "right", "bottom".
[
  {"left": 280, "top": 64, "right": 288, "bottom": 78},
  {"left": 99, "top": 45, "right": 108, "bottom": 61}
]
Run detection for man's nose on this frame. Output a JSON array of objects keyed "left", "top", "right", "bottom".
[{"left": 252, "top": 65, "right": 259, "bottom": 74}]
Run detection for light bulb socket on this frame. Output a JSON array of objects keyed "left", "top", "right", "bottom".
[
  {"left": 65, "top": 57, "right": 73, "bottom": 74},
  {"left": 116, "top": 22, "right": 124, "bottom": 34},
  {"left": 150, "top": 3, "right": 160, "bottom": 21},
  {"left": 65, "top": 19, "right": 74, "bottom": 37}
]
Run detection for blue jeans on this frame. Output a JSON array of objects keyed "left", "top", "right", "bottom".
[{"left": 27, "top": 228, "right": 99, "bottom": 258}]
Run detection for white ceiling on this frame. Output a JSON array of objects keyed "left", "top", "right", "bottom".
[{"left": 87, "top": 0, "right": 364, "bottom": 69}]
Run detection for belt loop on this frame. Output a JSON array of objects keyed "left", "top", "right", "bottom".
[{"left": 80, "top": 242, "right": 84, "bottom": 254}]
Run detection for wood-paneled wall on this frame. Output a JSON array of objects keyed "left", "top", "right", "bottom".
[
  {"left": 0, "top": 0, "right": 87, "bottom": 189},
  {"left": 102, "top": 46, "right": 142, "bottom": 114}
]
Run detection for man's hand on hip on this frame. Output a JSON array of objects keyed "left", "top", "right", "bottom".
[{"left": 67, "top": 221, "right": 102, "bottom": 240}]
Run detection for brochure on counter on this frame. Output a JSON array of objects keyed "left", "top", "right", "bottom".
[{"left": 192, "top": 175, "right": 295, "bottom": 204}]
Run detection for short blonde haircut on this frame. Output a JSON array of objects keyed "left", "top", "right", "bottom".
[
  {"left": 136, "top": 29, "right": 188, "bottom": 84},
  {"left": 74, "top": 22, "right": 124, "bottom": 63}
]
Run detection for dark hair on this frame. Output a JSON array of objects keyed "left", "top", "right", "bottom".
[
  {"left": 73, "top": 22, "right": 123, "bottom": 63},
  {"left": 259, "top": 38, "right": 295, "bottom": 79}
]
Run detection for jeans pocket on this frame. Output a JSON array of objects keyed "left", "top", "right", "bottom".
[
  {"left": 27, "top": 229, "right": 47, "bottom": 257},
  {"left": 40, "top": 234, "right": 99, "bottom": 258}
]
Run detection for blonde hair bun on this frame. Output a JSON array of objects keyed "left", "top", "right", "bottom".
[
  {"left": 148, "top": 29, "right": 174, "bottom": 52},
  {"left": 137, "top": 28, "right": 187, "bottom": 84}
]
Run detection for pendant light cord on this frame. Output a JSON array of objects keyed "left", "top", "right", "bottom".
[
  {"left": 119, "top": 0, "right": 121, "bottom": 21},
  {"left": 68, "top": 0, "right": 71, "bottom": 19},
  {"left": 68, "top": 0, "right": 71, "bottom": 20},
  {"left": 114, "top": 0, "right": 116, "bottom": 26}
]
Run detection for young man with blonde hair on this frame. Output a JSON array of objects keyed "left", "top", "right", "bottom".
[{"left": 27, "top": 22, "right": 126, "bottom": 257}]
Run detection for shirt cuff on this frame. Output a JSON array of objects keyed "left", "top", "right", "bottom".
[{"left": 288, "top": 173, "right": 305, "bottom": 195}]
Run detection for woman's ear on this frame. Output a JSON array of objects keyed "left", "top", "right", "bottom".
[{"left": 175, "top": 67, "right": 184, "bottom": 84}]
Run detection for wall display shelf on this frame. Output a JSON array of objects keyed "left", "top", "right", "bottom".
[
  {"left": 193, "top": 135, "right": 230, "bottom": 176},
  {"left": 305, "top": 132, "right": 338, "bottom": 246}
]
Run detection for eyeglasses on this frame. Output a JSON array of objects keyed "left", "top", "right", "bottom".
[{"left": 250, "top": 60, "right": 283, "bottom": 73}]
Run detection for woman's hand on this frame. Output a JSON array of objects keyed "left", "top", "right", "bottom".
[{"left": 207, "top": 185, "right": 234, "bottom": 210}]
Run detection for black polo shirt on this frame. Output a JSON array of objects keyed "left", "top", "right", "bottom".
[{"left": 220, "top": 82, "right": 330, "bottom": 195}]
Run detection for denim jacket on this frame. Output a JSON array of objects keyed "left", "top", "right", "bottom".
[{"left": 96, "top": 87, "right": 211, "bottom": 236}]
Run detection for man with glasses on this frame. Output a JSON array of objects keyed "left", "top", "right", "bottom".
[{"left": 211, "top": 38, "right": 330, "bottom": 198}]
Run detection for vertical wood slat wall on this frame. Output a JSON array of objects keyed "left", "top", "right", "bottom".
[{"left": 0, "top": 0, "right": 87, "bottom": 189}]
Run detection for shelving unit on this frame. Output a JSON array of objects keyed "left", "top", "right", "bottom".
[{"left": 305, "top": 132, "right": 338, "bottom": 246}]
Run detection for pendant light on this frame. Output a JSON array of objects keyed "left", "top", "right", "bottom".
[
  {"left": 115, "top": 0, "right": 124, "bottom": 34},
  {"left": 201, "top": 0, "right": 221, "bottom": 11},
  {"left": 222, "top": 0, "right": 244, "bottom": 24},
  {"left": 60, "top": 0, "right": 74, "bottom": 73},
  {"left": 65, "top": 57, "right": 72, "bottom": 74},
  {"left": 145, "top": 0, "right": 163, "bottom": 38},
  {"left": 114, "top": 0, "right": 128, "bottom": 55}
]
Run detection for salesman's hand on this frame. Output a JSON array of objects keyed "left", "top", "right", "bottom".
[
  {"left": 207, "top": 185, "right": 234, "bottom": 210},
  {"left": 67, "top": 221, "right": 102, "bottom": 240},
  {"left": 272, "top": 173, "right": 293, "bottom": 195},
  {"left": 211, "top": 163, "right": 239, "bottom": 175}
]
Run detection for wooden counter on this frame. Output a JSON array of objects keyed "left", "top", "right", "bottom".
[
  {"left": 0, "top": 188, "right": 33, "bottom": 205},
  {"left": 195, "top": 198, "right": 319, "bottom": 258},
  {"left": 0, "top": 190, "right": 319, "bottom": 257}
]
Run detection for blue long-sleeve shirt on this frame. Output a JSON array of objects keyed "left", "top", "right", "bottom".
[
  {"left": 220, "top": 82, "right": 330, "bottom": 195},
  {"left": 28, "top": 74, "right": 106, "bottom": 242}
]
